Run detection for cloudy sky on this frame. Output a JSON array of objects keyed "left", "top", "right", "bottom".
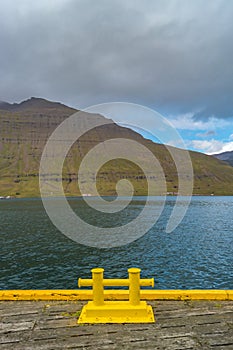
[{"left": 0, "top": 0, "right": 233, "bottom": 154}]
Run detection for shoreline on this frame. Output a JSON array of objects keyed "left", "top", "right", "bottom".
[{"left": 1, "top": 194, "right": 233, "bottom": 200}]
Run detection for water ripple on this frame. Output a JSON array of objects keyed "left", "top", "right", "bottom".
[{"left": 0, "top": 196, "right": 232, "bottom": 289}]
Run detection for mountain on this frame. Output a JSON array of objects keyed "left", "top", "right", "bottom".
[
  {"left": 0, "top": 97, "right": 73, "bottom": 111},
  {"left": 213, "top": 151, "right": 233, "bottom": 167},
  {"left": 1, "top": 97, "right": 233, "bottom": 197},
  {"left": 0, "top": 101, "right": 12, "bottom": 110}
]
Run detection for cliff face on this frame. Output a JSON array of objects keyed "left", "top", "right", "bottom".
[{"left": 1, "top": 97, "right": 233, "bottom": 197}]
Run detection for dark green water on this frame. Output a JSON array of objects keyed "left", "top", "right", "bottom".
[{"left": 0, "top": 196, "right": 232, "bottom": 289}]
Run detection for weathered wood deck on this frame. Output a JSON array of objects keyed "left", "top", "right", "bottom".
[{"left": 0, "top": 300, "right": 232, "bottom": 349}]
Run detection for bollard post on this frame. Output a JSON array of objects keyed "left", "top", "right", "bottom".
[
  {"left": 92, "top": 268, "right": 104, "bottom": 306},
  {"left": 78, "top": 267, "right": 155, "bottom": 323},
  {"left": 128, "top": 268, "right": 141, "bottom": 306}
]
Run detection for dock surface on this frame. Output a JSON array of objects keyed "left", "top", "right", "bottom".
[{"left": 0, "top": 300, "right": 233, "bottom": 349}]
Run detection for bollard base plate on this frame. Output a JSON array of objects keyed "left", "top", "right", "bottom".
[{"left": 78, "top": 301, "right": 155, "bottom": 323}]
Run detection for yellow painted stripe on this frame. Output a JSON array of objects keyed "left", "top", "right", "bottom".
[{"left": 0, "top": 290, "right": 232, "bottom": 301}]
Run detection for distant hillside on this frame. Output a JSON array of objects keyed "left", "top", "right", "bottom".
[
  {"left": 0, "top": 97, "right": 75, "bottom": 112},
  {"left": 0, "top": 101, "right": 12, "bottom": 110},
  {"left": 213, "top": 151, "right": 233, "bottom": 167},
  {"left": 1, "top": 97, "right": 233, "bottom": 197}
]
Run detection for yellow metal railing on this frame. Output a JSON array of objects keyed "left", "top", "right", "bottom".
[{"left": 78, "top": 267, "right": 154, "bottom": 306}]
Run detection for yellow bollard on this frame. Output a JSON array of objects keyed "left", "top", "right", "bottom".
[
  {"left": 92, "top": 268, "right": 104, "bottom": 306},
  {"left": 128, "top": 268, "right": 141, "bottom": 306},
  {"left": 78, "top": 267, "right": 155, "bottom": 323}
]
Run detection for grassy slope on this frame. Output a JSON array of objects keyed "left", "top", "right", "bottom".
[{"left": 0, "top": 98, "right": 233, "bottom": 197}]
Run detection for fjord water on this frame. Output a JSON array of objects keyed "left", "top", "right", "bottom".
[{"left": 0, "top": 196, "right": 232, "bottom": 289}]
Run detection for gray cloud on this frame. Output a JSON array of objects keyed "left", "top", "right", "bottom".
[
  {"left": 0, "top": 0, "right": 233, "bottom": 120},
  {"left": 196, "top": 130, "right": 216, "bottom": 138}
]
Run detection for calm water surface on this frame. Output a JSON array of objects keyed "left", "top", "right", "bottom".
[{"left": 0, "top": 196, "right": 232, "bottom": 289}]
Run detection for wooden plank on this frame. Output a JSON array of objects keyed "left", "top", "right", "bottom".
[
  {"left": 0, "top": 321, "right": 35, "bottom": 333},
  {"left": 0, "top": 331, "right": 29, "bottom": 345},
  {"left": 0, "top": 300, "right": 232, "bottom": 349}
]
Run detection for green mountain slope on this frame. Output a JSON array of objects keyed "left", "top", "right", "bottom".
[{"left": 0, "top": 97, "right": 233, "bottom": 197}]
